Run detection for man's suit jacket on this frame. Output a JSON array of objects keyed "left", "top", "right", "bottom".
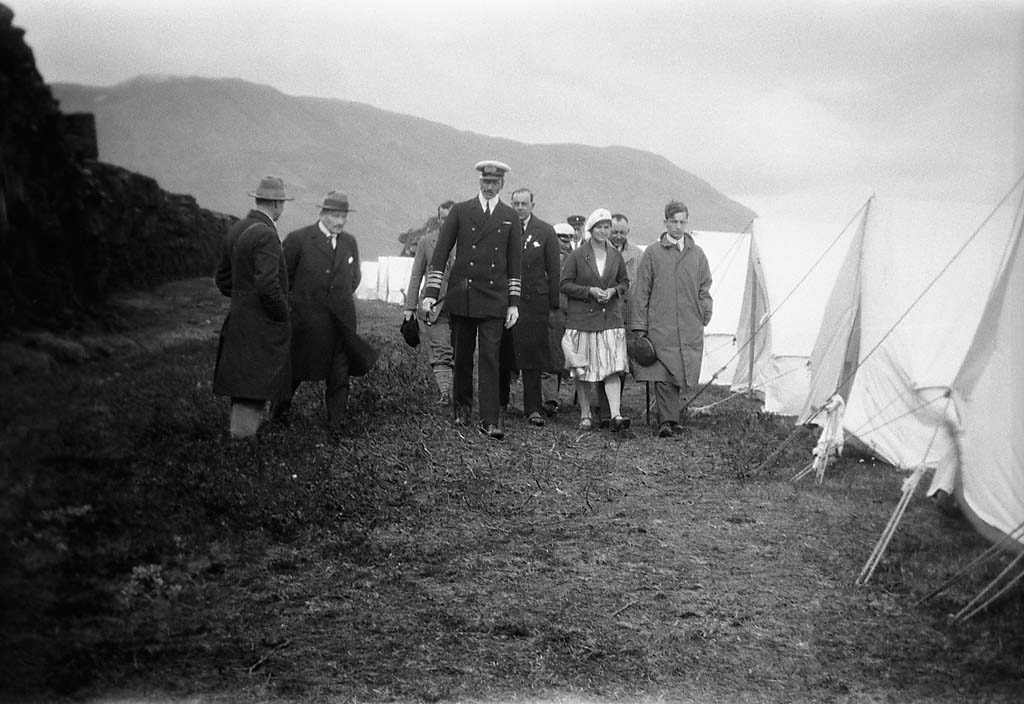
[
  {"left": 212, "top": 209, "right": 291, "bottom": 400},
  {"left": 424, "top": 196, "right": 522, "bottom": 319},
  {"left": 508, "top": 216, "right": 560, "bottom": 370},
  {"left": 282, "top": 223, "right": 361, "bottom": 381}
]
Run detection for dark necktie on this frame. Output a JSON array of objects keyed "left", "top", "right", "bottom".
[{"left": 484, "top": 202, "right": 490, "bottom": 219}]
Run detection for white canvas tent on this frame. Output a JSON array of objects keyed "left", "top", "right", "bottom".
[
  {"left": 374, "top": 256, "right": 415, "bottom": 305},
  {"left": 796, "top": 188, "right": 1024, "bottom": 550},
  {"left": 690, "top": 230, "right": 751, "bottom": 385},
  {"left": 355, "top": 261, "right": 380, "bottom": 300},
  {"left": 730, "top": 215, "right": 862, "bottom": 415},
  {"left": 946, "top": 203, "right": 1024, "bottom": 550}
]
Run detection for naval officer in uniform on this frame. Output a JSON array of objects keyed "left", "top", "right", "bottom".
[{"left": 420, "top": 160, "right": 522, "bottom": 440}]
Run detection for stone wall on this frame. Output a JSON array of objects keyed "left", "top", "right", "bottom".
[{"left": 0, "top": 4, "right": 234, "bottom": 332}]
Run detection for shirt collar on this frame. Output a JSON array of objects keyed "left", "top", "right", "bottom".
[
  {"left": 318, "top": 220, "right": 335, "bottom": 238},
  {"left": 664, "top": 233, "right": 686, "bottom": 251},
  {"left": 478, "top": 193, "right": 499, "bottom": 213}
]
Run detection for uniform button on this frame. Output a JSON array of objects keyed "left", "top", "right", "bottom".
[{"left": 468, "top": 278, "right": 473, "bottom": 283}]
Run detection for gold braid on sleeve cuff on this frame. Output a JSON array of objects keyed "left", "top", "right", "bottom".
[
  {"left": 508, "top": 278, "right": 521, "bottom": 298},
  {"left": 425, "top": 270, "right": 444, "bottom": 290}
]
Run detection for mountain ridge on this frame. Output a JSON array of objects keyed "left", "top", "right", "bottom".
[{"left": 52, "top": 76, "right": 756, "bottom": 259}]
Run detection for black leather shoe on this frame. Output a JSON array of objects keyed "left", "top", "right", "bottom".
[
  {"left": 658, "top": 422, "right": 674, "bottom": 438},
  {"left": 611, "top": 416, "right": 631, "bottom": 432},
  {"left": 478, "top": 422, "right": 504, "bottom": 440},
  {"left": 528, "top": 411, "right": 545, "bottom": 427}
]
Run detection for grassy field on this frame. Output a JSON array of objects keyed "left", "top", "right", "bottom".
[{"left": 1, "top": 279, "right": 1022, "bottom": 703}]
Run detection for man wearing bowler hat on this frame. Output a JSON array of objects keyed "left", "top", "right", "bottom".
[
  {"left": 272, "top": 190, "right": 364, "bottom": 430},
  {"left": 213, "top": 176, "right": 293, "bottom": 438},
  {"left": 420, "top": 160, "right": 522, "bottom": 440}
]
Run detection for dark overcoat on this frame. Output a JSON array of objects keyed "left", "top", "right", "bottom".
[
  {"left": 212, "top": 209, "right": 291, "bottom": 400},
  {"left": 282, "top": 223, "right": 361, "bottom": 381},
  {"left": 630, "top": 233, "right": 713, "bottom": 387},
  {"left": 424, "top": 197, "right": 522, "bottom": 317},
  {"left": 507, "top": 216, "right": 560, "bottom": 370},
  {"left": 560, "top": 240, "right": 629, "bottom": 332}
]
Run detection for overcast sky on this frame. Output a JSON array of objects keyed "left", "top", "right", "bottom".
[{"left": 15, "top": 0, "right": 1024, "bottom": 220}]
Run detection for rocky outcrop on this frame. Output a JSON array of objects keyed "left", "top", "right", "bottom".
[{"left": 0, "top": 4, "right": 234, "bottom": 332}]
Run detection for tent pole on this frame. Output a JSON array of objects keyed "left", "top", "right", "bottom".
[{"left": 747, "top": 256, "right": 757, "bottom": 400}]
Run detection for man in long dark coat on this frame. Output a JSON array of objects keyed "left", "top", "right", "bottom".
[
  {"left": 500, "top": 187, "right": 560, "bottom": 427},
  {"left": 420, "top": 160, "right": 522, "bottom": 440},
  {"left": 213, "top": 176, "right": 293, "bottom": 438},
  {"left": 272, "top": 191, "right": 362, "bottom": 430}
]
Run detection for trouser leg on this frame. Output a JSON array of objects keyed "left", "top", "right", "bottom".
[
  {"left": 423, "top": 316, "right": 454, "bottom": 399},
  {"left": 541, "top": 371, "right": 559, "bottom": 405},
  {"left": 450, "top": 315, "right": 477, "bottom": 417},
  {"left": 654, "top": 381, "right": 681, "bottom": 425},
  {"left": 325, "top": 348, "right": 351, "bottom": 428},
  {"left": 499, "top": 366, "right": 513, "bottom": 408},
  {"left": 522, "top": 369, "right": 543, "bottom": 416},
  {"left": 476, "top": 316, "right": 504, "bottom": 427},
  {"left": 270, "top": 380, "right": 300, "bottom": 421},
  {"left": 498, "top": 328, "right": 515, "bottom": 407}
]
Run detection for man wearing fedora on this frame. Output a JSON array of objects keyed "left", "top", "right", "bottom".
[
  {"left": 272, "top": 190, "right": 364, "bottom": 430},
  {"left": 420, "top": 160, "right": 522, "bottom": 440},
  {"left": 213, "top": 176, "right": 293, "bottom": 438}
]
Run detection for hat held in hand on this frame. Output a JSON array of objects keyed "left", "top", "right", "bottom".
[
  {"left": 400, "top": 316, "right": 420, "bottom": 348},
  {"left": 627, "top": 333, "right": 657, "bottom": 367}
]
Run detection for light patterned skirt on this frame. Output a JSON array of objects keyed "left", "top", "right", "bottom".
[{"left": 561, "top": 328, "right": 628, "bottom": 382}]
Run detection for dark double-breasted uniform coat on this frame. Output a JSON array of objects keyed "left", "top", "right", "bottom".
[
  {"left": 213, "top": 209, "right": 291, "bottom": 401},
  {"left": 282, "top": 223, "right": 361, "bottom": 381},
  {"left": 506, "top": 216, "right": 560, "bottom": 370},
  {"left": 423, "top": 197, "right": 522, "bottom": 317}
]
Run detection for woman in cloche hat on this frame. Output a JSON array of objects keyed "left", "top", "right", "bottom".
[{"left": 558, "top": 208, "right": 631, "bottom": 431}]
